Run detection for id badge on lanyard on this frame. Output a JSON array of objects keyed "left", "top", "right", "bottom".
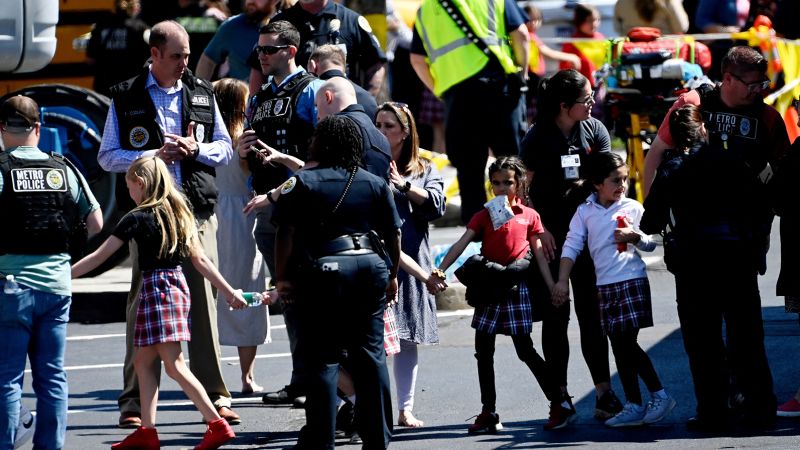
[{"left": 561, "top": 154, "right": 580, "bottom": 180}]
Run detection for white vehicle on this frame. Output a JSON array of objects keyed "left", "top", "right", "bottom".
[
  {"left": 0, "top": 0, "right": 57, "bottom": 73},
  {"left": 530, "top": 0, "right": 618, "bottom": 40}
]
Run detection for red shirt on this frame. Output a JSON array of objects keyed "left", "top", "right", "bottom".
[{"left": 467, "top": 202, "right": 544, "bottom": 265}]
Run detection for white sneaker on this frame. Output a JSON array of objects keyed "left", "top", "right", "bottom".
[
  {"left": 604, "top": 402, "right": 646, "bottom": 427},
  {"left": 643, "top": 394, "right": 677, "bottom": 424},
  {"left": 14, "top": 405, "right": 35, "bottom": 449}
]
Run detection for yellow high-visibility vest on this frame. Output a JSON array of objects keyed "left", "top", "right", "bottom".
[{"left": 415, "top": 0, "right": 518, "bottom": 97}]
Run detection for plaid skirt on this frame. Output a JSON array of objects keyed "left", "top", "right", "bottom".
[
  {"left": 384, "top": 306, "right": 401, "bottom": 356},
  {"left": 135, "top": 268, "right": 192, "bottom": 347},
  {"left": 471, "top": 281, "right": 533, "bottom": 336},
  {"left": 419, "top": 88, "right": 444, "bottom": 124},
  {"left": 597, "top": 277, "right": 653, "bottom": 335}
]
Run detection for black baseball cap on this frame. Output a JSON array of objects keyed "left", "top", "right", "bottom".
[{"left": 0, "top": 95, "right": 40, "bottom": 133}]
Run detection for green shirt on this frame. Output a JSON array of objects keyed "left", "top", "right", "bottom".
[{"left": 0, "top": 146, "right": 100, "bottom": 296}]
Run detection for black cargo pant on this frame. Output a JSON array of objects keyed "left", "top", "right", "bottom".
[{"left": 675, "top": 241, "right": 776, "bottom": 420}]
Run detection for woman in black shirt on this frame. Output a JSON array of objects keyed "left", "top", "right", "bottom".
[{"left": 519, "top": 69, "right": 620, "bottom": 420}]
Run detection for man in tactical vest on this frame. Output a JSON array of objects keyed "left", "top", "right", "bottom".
[
  {"left": 0, "top": 95, "right": 103, "bottom": 449},
  {"left": 97, "top": 20, "right": 239, "bottom": 428},
  {"left": 409, "top": 0, "right": 530, "bottom": 224},
  {"left": 236, "top": 19, "right": 324, "bottom": 407},
  {"left": 641, "top": 46, "right": 790, "bottom": 432}
]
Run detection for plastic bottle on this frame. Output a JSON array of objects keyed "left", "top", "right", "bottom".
[
  {"left": 616, "top": 216, "right": 627, "bottom": 253},
  {"left": 242, "top": 292, "right": 264, "bottom": 307},
  {"left": 4, "top": 274, "right": 20, "bottom": 294}
]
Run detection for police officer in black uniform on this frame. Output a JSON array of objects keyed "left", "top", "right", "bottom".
[
  {"left": 236, "top": 20, "right": 324, "bottom": 408},
  {"left": 642, "top": 46, "right": 790, "bottom": 431},
  {"left": 315, "top": 77, "right": 391, "bottom": 178},
  {"left": 272, "top": 115, "right": 401, "bottom": 450},
  {"left": 0, "top": 95, "right": 103, "bottom": 449},
  {"left": 272, "top": 0, "right": 386, "bottom": 94}
]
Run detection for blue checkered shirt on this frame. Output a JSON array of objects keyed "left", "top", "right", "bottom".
[{"left": 98, "top": 70, "right": 232, "bottom": 187}]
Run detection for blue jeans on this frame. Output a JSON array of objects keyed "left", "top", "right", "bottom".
[{"left": 0, "top": 280, "right": 70, "bottom": 450}]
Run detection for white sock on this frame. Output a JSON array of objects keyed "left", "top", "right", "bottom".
[
  {"left": 348, "top": 394, "right": 356, "bottom": 405},
  {"left": 652, "top": 389, "right": 668, "bottom": 399}
]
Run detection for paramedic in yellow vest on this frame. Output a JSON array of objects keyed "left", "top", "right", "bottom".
[{"left": 410, "top": 0, "right": 530, "bottom": 224}]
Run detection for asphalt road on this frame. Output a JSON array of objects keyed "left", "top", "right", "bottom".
[{"left": 18, "top": 221, "right": 800, "bottom": 449}]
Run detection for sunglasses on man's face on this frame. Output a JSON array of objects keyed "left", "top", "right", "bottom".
[
  {"left": 256, "top": 45, "right": 290, "bottom": 55},
  {"left": 793, "top": 98, "right": 800, "bottom": 112},
  {"left": 730, "top": 72, "right": 771, "bottom": 93}
]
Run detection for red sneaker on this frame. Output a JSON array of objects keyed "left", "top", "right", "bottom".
[
  {"left": 777, "top": 398, "right": 800, "bottom": 417},
  {"left": 467, "top": 411, "right": 503, "bottom": 434},
  {"left": 194, "top": 418, "right": 235, "bottom": 450},
  {"left": 544, "top": 401, "right": 576, "bottom": 430},
  {"left": 111, "top": 426, "right": 160, "bottom": 450}
]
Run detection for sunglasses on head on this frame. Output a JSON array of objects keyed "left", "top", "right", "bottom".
[
  {"left": 256, "top": 44, "right": 290, "bottom": 55},
  {"left": 380, "top": 101, "right": 409, "bottom": 110}
]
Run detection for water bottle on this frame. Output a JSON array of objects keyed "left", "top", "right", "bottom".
[
  {"left": 242, "top": 292, "right": 264, "bottom": 308},
  {"left": 4, "top": 275, "right": 20, "bottom": 294},
  {"left": 616, "top": 216, "right": 628, "bottom": 253}
]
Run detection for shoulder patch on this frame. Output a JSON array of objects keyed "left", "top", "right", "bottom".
[
  {"left": 357, "top": 16, "right": 372, "bottom": 33},
  {"left": 280, "top": 176, "right": 297, "bottom": 194}
]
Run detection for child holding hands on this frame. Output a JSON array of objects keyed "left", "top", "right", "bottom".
[
  {"left": 72, "top": 157, "right": 258, "bottom": 449},
  {"left": 553, "top": 152, "right": 675, "bottom": 427},
  {"left": 430, "top": 156, "right": 574, "bottom": 433}
]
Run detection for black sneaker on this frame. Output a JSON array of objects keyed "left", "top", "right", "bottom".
[
  {"left": 335, "top": 401, "right": 356, "bottom": 438},
  {"left": 595, "top": 389, "right": 623, "bottom": 420},
  {"left": 262, "top": 385, "right": 303, "bottom": 405}
]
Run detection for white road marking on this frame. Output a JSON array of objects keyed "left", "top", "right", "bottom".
[{"left": 25, "top": 353, "right": 293, "bottom": 374}]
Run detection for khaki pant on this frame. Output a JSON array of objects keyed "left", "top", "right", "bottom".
[{"left": 118, "top": 213, "right": 231, "bottom": 414}]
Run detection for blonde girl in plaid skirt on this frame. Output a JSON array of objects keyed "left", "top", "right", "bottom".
[
  {"left": 72, "top": 157, "right": 251, "bottom": 450},
  {"left": 553, "top": 152, "right": 675, "bottom": 428},
  {"left": 430, "top": 157, "right": 573, "bottom": 434}
]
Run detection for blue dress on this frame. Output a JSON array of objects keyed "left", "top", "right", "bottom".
[{"left": 392, "top": 162, "right": 446, "bottom": 344}]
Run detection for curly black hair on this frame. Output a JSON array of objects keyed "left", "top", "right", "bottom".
[
  {"left": 310, "top": 116, "right": 364, "bottom": 169},
  {"left": 488, "top": 156, "right": 530, "bottom": 204}
]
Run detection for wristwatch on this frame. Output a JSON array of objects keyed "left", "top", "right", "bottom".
[{"left": 399, "top": 181, "right": 411, "bottom": 193}]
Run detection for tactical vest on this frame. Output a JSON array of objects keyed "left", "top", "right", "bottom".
[
  {"left": 680, "top": 86, "right": 773, "bottom": 242},
  {"left": 248, "top": 71, "right": 316, "bottom": 194},
  {"left": 110, "top": 67, "right": 218, "bottom": 212},
  {"left": 0, "top": 152, "right": 79, "bottom": 255},
  {"left": 415, "top": 0, "right": 517, "bottom": 97},
  {"left": 696, "top": 84, "right": 769, "bottom": 175}
]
